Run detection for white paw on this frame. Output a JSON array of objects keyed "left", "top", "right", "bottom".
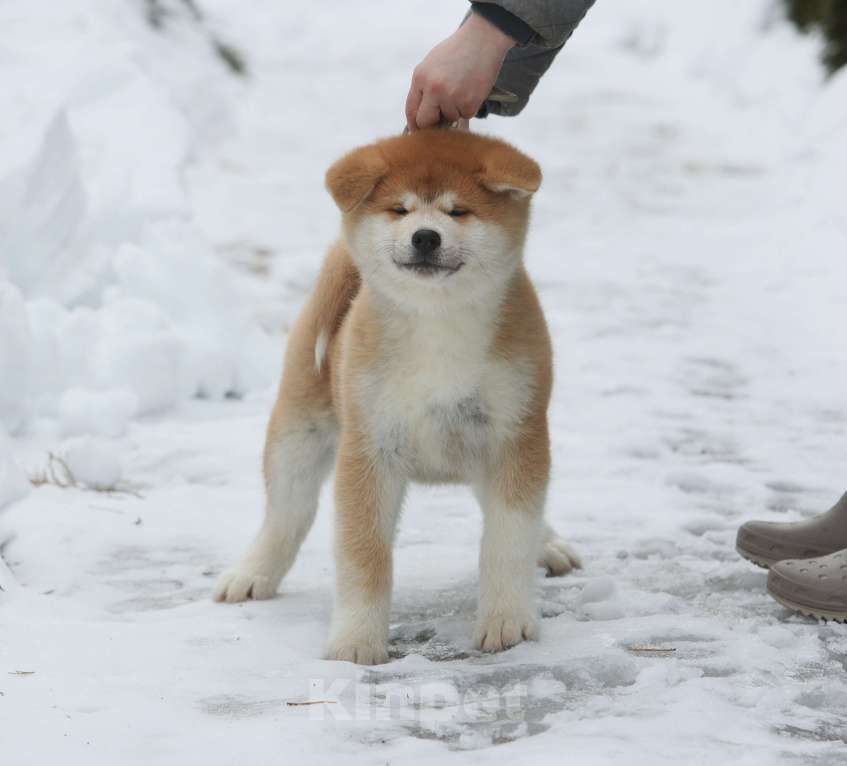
[
  {"left": 474, "top": 612, "right": 539, "bottom": 653},
  {"left": 538, "top": 535, "right": 582, "bottom": 577},
  {"left": 213, "top": 567, "right": 280, "bottom": 603},
  {"left": 324, "top": 636, "right": 389, "bottom": 665}
]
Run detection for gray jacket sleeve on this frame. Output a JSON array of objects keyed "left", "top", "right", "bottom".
[{"left": 471, "top": 0, "right": 596, "bottom": 116}]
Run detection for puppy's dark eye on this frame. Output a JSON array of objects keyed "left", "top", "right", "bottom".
[
  {"left": 448, "top": 209, "right": 469, "bottom": 218},
  {"left": 391, "top": 206, "right": 408, "bottom": 215}
]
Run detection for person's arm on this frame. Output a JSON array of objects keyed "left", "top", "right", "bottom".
[
  {"left": 405, "top": 0, "right": 596, "bottom": 130},
  {"left": 472, "top": 0, "right": 595, "bottom": 49},
  {"left": 473, "top": 0, "right": 596, "bottom": 117}
]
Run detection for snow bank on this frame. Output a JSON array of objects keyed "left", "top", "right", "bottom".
[
  {"left": 0, "top": 282, "right": 31, "bottom": 433},
  {"left": 0, "top": 432, "right": 29, "bottom": 511},
  {"left": 0, "top": 1, "right": 277, "bottom": 448}
]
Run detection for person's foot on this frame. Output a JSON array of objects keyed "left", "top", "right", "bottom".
[
  {"left": 767, "top": 549, "right": 847, "bottom": 622},
  {"left": 736, "top": 492, "right": 847, "bottom": 568}
]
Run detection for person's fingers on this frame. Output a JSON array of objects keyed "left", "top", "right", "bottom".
[
  {"left": 405, "top": 76, "right": 424, "bottom": 132},
  {"left": 456, "top": 93, "right": 483, "bottom": 120},
  {"left": 415, "top": 91, "right": 443, "bottom": 130},
  {"left": 438, "top": 99, "right": 461, "bottom": 124}
]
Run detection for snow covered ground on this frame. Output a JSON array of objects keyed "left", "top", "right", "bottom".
[{"left": 2, "top": 1, "right": 847, "bottom": 763}]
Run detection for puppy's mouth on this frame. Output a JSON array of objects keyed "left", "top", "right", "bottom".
[{"left": 393, "top": 255, "right": 464, "bottom": 277}]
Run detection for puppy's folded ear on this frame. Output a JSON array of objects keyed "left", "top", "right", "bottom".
[
  {"left": 478, "top": 142, "right": 542, "bottom": 198},
  {"left": 325, "top": 145, "right": 388, "bottom": 212}
]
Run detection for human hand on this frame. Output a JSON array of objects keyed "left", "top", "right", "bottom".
[{"left": 405, "top": 12, "right": 514, "bottom": 131}]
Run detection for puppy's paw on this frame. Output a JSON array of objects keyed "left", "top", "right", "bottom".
[
  {"left": 538, "top": 535, "right": 582, "bottom": 577},
  {"left": 474, "top": 613, "right": 538, "bottom": 653},
  {"left": 325, "top": 637, "right": 389, "bottom": 666},
  {"left": 213, "top": 568, "right": 280, "bottom": 603}
]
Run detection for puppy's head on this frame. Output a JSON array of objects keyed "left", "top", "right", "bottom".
[{"left": 325, "top": 130, "right": 541, "bottom": 308}]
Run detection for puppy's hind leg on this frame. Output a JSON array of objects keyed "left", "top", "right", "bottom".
[
  {"left": 537, "top": 521, "right": 582, "bottom": 577},
  {"left": 214, "top": 405, "right": 336, "bottom": 603},
  {"left": 214, "top": 240, "right": 357, "bottom": 604}
]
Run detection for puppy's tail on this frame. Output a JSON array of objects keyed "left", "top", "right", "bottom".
[{"left": 299, "top": 240, "right": 360, "bottom": 375}]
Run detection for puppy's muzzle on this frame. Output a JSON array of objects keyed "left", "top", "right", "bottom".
[{"left": 394, "top": 229, "right": 463, "bottom": 276}]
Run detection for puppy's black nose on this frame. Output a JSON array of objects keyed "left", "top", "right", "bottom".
[{"left": 411, "top": 228, "right": 441, "bottom": 255}]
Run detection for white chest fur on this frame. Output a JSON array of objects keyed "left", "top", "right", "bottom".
[{"left": 353, "top": 301, "right": 533, "bottom": 483}]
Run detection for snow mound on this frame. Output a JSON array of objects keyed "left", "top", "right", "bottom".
[
  {"left": 0, "top": 1, "right": 278, "bottom": 454},
  {"left": 59, "top": 388, "right": 138, "bottom": 438},
  {"left": 62, "top": 437, "right": 123, "bottom": 491},
  {"left": 0, "top": 433, "right": 29, "bottom": 511},
  {"left": 0, "top": 282, "right": 31, "bottom": 433}
]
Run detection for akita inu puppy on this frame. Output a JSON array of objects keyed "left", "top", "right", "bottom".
[{"left": 214, "top": 129, "right": 581, "bottom": 664}]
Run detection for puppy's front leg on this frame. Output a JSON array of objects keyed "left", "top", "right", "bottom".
[
  {"left": 474, "top": 422, "right": 547, "bottom": 652},
  {"left": 326, "top": 438, "right": 405, "bottom": 665}
]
